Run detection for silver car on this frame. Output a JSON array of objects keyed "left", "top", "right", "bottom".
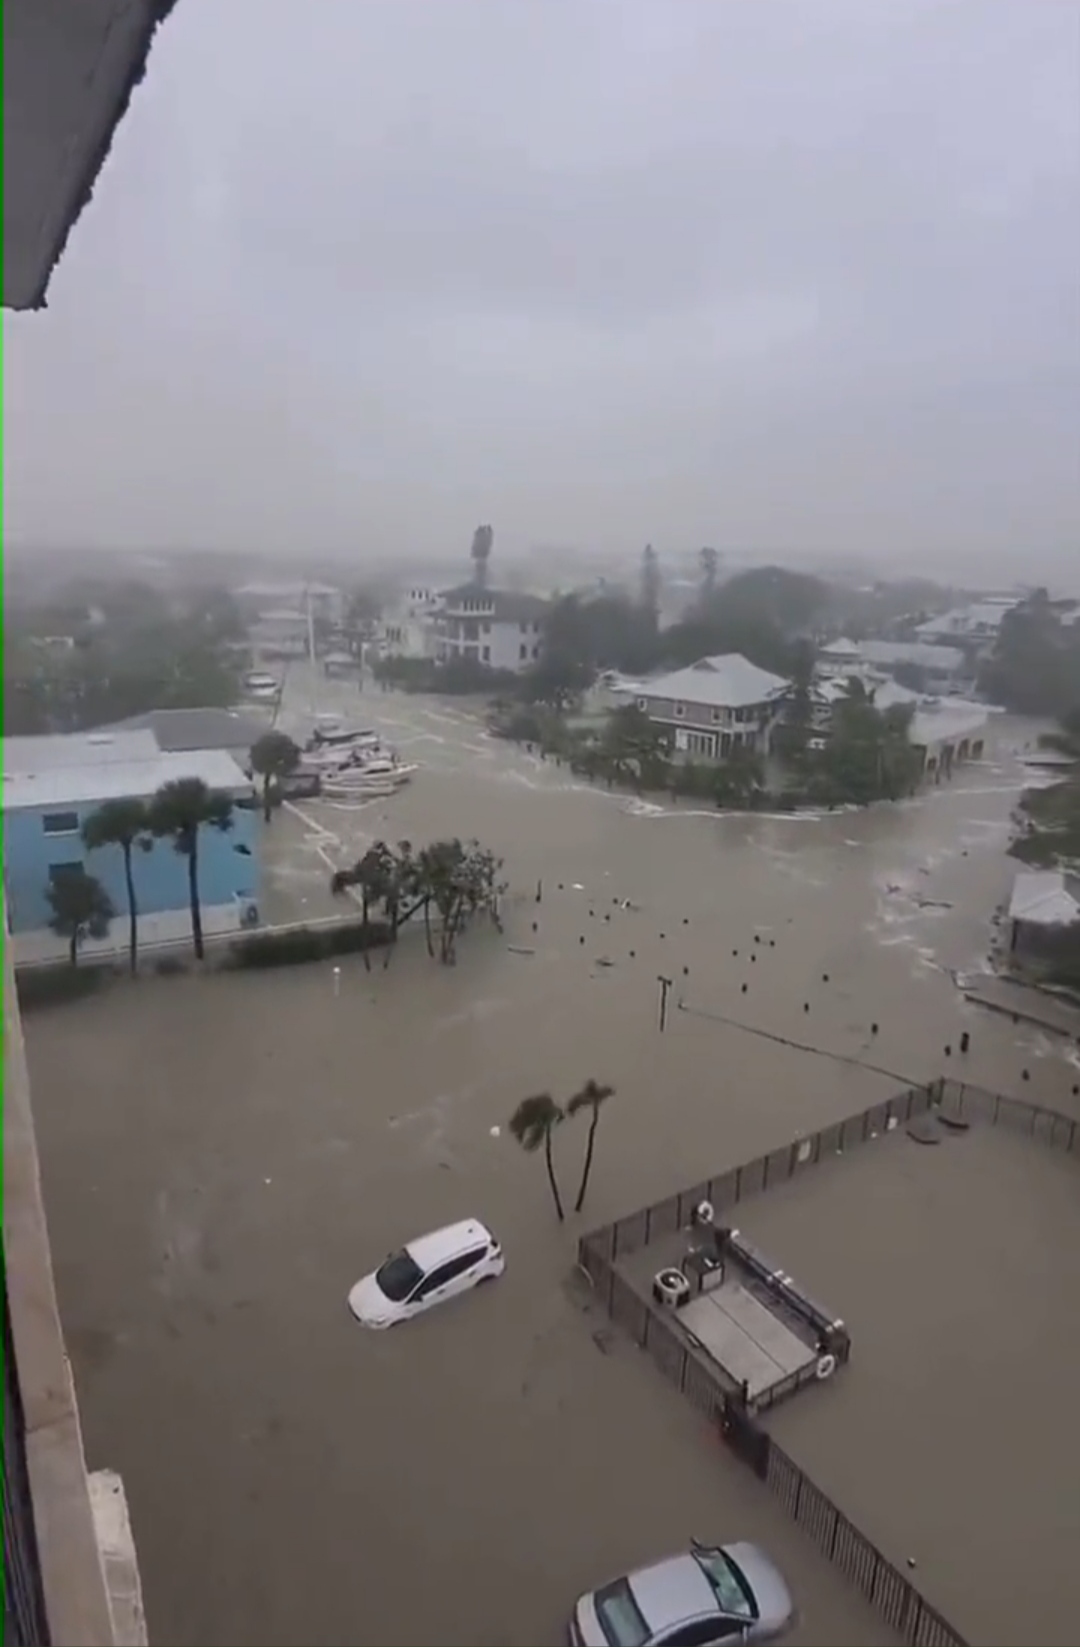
[{"left": 570, "top": 1540, "right": 795, "bottom": 1647}]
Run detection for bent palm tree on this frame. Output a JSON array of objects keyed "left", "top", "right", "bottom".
[
  {"left": 566, "top": 1079, "right": 615, "bottom": 1213},
  {"left": 148, "top": 778, "right": 234, "bottom": 959},
  {"left": 46, "top": 871, "right": 115, "bottom": 967},
  {"left": 82, "top": 797, "right": 151, "bottom": 973},
  {"left": 508, "top": 1093, "right": 566, "bottom": 1221},
  {"left": 249, "top": 730, "right": 301, "bottom": 822}
]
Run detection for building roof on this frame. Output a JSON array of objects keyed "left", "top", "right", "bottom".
[
  {"left": 5, "top": 0, "right": 180, "bottom": 312},
  {"left": 859, "top": 640, "right": 966, "bottom": 672},
  {"left": 91, "top": 707, "right": 269, "bottom": 752},
  {"left": 1008, "top": 870, "right": 1080, "bottom": 928},
  {"left": 640, "top": 654, "right": 791, "bottom": 709},
  {"left": 3, "top": 730, "right": 160, "bottom": 770},
  {"left": 439, "top": 583, "right": 551, "bottom": 622},
  {"left": 819, "top": 637, "right": 862, "bottom": 658},
  {"left": 3, "top": 746, "right": 253, "bottom": 812}
]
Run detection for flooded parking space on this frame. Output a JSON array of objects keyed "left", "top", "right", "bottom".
[{"left": 28, "top": 964, "right": 898, "bottom": 1647}]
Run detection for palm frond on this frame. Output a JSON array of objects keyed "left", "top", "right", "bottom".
[
  {"left": 508, "top": 1093, "right": 564, "bottom": 1152},
  {"left": 566, "top": 1078, "right": 615, "bottom": 1118}
]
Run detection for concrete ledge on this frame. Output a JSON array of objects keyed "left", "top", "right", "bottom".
[
  {"left": 90, "top": 1472, "right": 148, "bottom": 1647},
  {"left": 4, "top": 922, "right": 124, "bottom": 1644}
]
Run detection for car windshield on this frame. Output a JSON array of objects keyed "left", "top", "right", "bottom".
[
  {"left": 374, "top": 1249, "right": 424, "bottom": 1302},
  {"left": 693, "top": 1549, "right": 757, "bottom": 1620},
  {"left": 593, "top": 1580, "right": 650, "bottom": 1647}
]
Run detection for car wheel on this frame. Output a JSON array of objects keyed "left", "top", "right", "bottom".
[{"left": 477, "top": 1273, "right": 498, "bottom": 1285}]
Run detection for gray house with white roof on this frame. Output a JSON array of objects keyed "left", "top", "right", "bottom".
[{"left": 634, "top": 654, "right": 791, "bottom": 758}]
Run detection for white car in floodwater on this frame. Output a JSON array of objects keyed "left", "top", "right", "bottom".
[{"left": 347, "top": 1219, "right": 505, "bottom": 1328}]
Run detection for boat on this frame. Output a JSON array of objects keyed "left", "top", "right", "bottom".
[{"left": 320, "top": 759, "right": 417, "bottom": 799}]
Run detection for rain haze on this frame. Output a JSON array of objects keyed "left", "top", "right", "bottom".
[{"left": 4, "top": 0, "right": 1080, "bottom": 576}]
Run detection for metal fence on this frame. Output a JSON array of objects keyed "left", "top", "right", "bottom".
[
  {"left": 578, "top": 1078, "right": 1080, "bottom": 1647},
  {"left": 3, "top": 1270, "right": 51, "bottom": 1646}
]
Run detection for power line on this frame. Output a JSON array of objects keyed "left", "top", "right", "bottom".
[{"left": 675, "top": 998, "right": 920, "bottom": 1089}]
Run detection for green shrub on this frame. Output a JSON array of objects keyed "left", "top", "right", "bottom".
[
  {"left": 154, "top": 955, "right": 188, "bottom": 976},
  {"left": 15, "top": 964, "right": 107, "bottom": 1010},
  {"left": 227, "top": 918, "right": 392, "bottom": 970}
]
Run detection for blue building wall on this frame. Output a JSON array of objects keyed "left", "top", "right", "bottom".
[{"left": 3, "top": 798, "right": 260, "bottom": 935}]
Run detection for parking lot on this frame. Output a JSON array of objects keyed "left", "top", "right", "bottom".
[{"left": 25, "top": 960, "right": 898, "bottom": 1647}]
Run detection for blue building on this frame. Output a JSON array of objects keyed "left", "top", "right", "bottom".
[{"left": 3, "top": 731, "right": 259, "bottom": 962}]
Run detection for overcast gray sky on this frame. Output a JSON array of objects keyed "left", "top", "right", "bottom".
[{"left": 4, "top": 0, "right": 1079, "bottom": 579}]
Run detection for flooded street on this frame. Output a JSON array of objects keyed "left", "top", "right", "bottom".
[{"left": 24, "top": 669, "right": 1080, "bottom": 1646}]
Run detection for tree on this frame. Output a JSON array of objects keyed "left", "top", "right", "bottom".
[
  {"left": 249, "top": 731, "right": 301, "bottom": 822},
  {"left": 46, "top": 871, "right": 115, "bottom": 967},
  {"left": 330, "top": 840, "right": 399, "bottom": 969},
  {"left": 518, "top": 652, "right": 594, "bottom": 711},
  {"left": 148, "top": 778, "right": 234, "bottom": 959},
  {"left": 416, "top": 838, "right": 505, "bottom": 963},
  {"left": 508, "top": 1093, "right": 566, "bottom": 1221},
  {"left": 699, "top": 547, "right": 720, "bottom": 602},
  {"left": 81, "top": 798, "right": 152, "bottom": 974},
  {"left": 602, "top": 705, "right": 669, "bottom": 791},
  {"left": 566, "top": 1078, "right": 615, "bottom": 1213},
  {"left": 470, "top": 524, "right": 494, "bottom": 589},
  {"left": 713, "top": 744, "right": 766, "bottom": 810},
  {"left": 979, "top": 593, "right": 1080, "bottom": 717}
]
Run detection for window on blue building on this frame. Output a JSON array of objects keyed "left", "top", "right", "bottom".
[
  {"left": 41, "top": 811, "right": 79, "bottom": 836},
  {"left": 48, "top": 862, "right": 85, "bottom": 884}
]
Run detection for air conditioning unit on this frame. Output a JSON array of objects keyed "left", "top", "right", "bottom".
[{"left": 238, "top": 899, "right": 260, "bottom": 929}]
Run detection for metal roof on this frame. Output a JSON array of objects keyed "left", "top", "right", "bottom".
[
  {"left": 1008, "top": 871, "right": 1080, "bottom": 928},
  {"left": 859, "top": 640, "right": 966, "bottom": 672},
  {"left": 639, "top": 654, "right": 791, "bottom": 709},
  {"left": 4, "top": 730, "right": 159, "bottom": 770},
  {"left": 3, "top": 746, "right": 253, "bottom": 812},
  {"left": 91, "top": 707, "right": 269, "bottom": 752}
]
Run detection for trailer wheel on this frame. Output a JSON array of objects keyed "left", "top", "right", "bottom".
[{"left": 815, "top": 1353, "right": 837, "bottom": 1381}]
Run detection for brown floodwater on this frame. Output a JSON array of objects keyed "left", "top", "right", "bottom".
[{"left": 24, "top": 672, "right": 1080, "bottom": 1646}]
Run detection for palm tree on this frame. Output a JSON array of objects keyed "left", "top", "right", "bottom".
[
  {"left": 46, "top": 871, "right": 115, "bottom": 967},
  {"left": 249, "top": 730, "right": 301, "bottom": 822},
  {"left": 148, "top": 778, "right": 234, "bottom": 959},
  {"left": 508, "top": 1093, "right": 566, "bottom": 1221},
  {"left": 566, "top": 1079, "right": 615, "bottom": 1213},
  {"left": 330, "top": 840, "right": 397, "bottom": 969},
  {"left": 81, "top": 798, "right": 151, "bottom": 974},
  {"left": 715, "top": 744, "right": 766, "bottom": 810}
]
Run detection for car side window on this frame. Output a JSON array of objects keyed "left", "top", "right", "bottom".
[
  {"left": 659, "top": 1620, "right": 745, "bottom": 1646},
  {"left": 439, "top": 1248, "right": 486, "bottom": 1284},
  {"left": 415, "top": 1262, "right": 454, "bottom": 1298}
]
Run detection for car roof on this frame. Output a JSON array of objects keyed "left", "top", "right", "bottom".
[
  {"left": 627, "top": 1554, "right": 717, "bottom": 1631},
  {"left": 405, "top": 1219, "right": 495, "bottom": 1270}
]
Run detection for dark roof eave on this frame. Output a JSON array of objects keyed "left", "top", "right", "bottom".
[{"left": 19, "top": 1, "right": 181, "bottom": 312}]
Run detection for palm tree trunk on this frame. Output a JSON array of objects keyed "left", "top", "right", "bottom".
[
  {"left": 69, "top": 930, "right": 79, "bottom": 967},
  {"left": 188, "top": 845, "right": 205, "bottom": 959},
  {"left": 423, "top": 898, "right": 435, "bottom": 957},
  {"left": 123, "top": 843, "right": 138, "bottom": 974},
  {"left": 544, "top": 1128, "right": 565, "bottom": 1221},
  {"left": 263, "top": 776, "right": 273, "bottom": 824},
  {"left": 574, "top": 1109, "right": 600, "bottom": 1213},
  {"left": 361, "top": 892, "right": 372, "bottom": 971}
]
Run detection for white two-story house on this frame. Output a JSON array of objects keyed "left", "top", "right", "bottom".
[
  {"left": 634, "top": 654, "right": 791, "bottom": 757},
  {"left": 436, "top": 584, "right": 550, "bottom": 674}
]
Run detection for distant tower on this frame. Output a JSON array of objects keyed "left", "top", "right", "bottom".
[
  {"left": 470, "top": 525, "right": 494, "bottom": 589},
  {"left": 640, "top": 543, "right": 661, "bottom": 624}
]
